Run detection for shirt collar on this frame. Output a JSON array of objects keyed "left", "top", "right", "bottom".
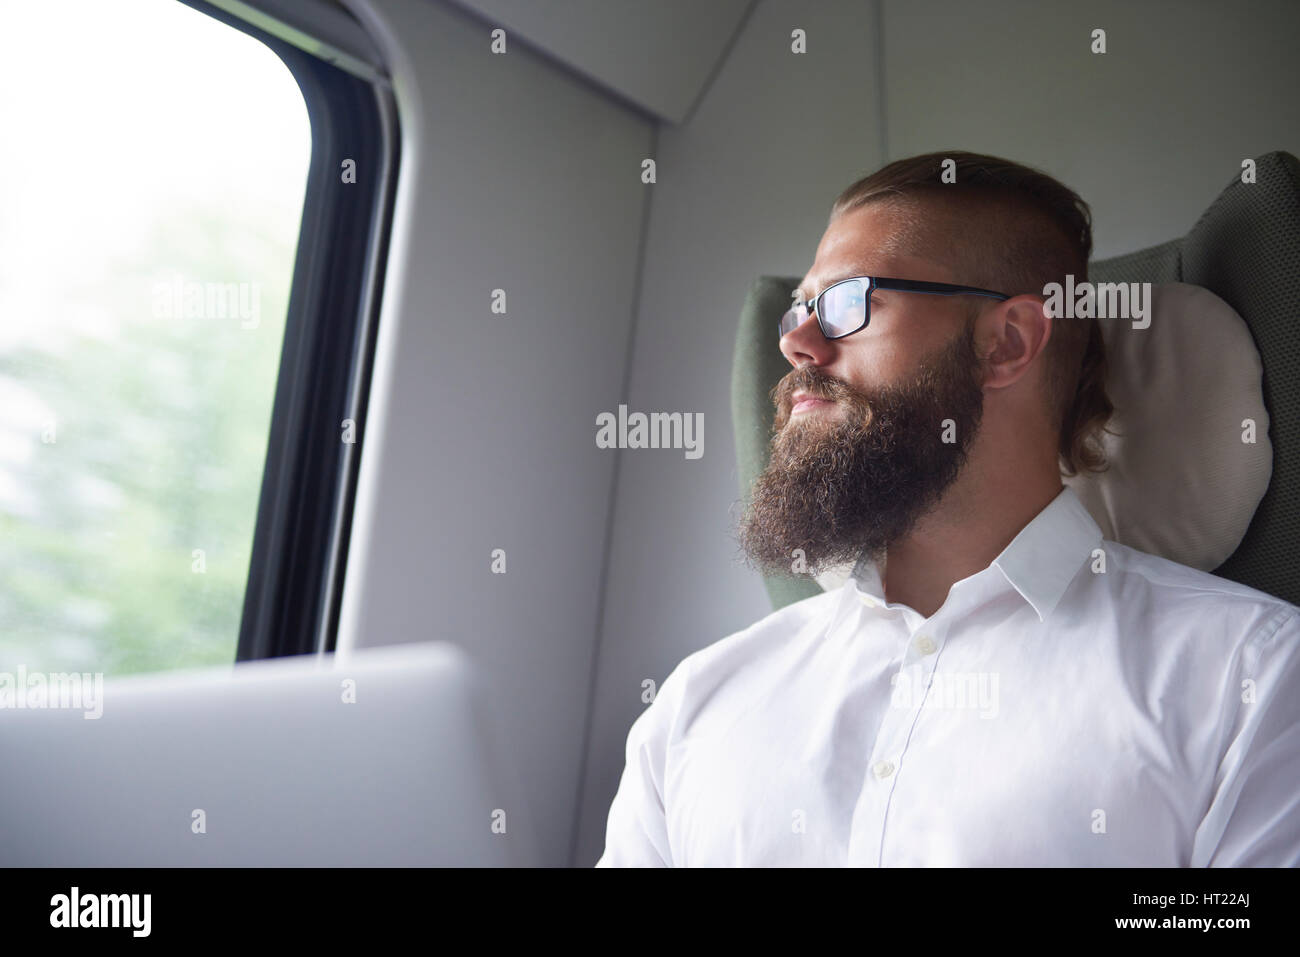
[{"left": 847, "top": 485, "right": 1103, "bottom": 624}]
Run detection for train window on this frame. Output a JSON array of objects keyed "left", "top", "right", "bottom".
[{"left": 0, "top": 0, "right": 396, "bottom": 676}]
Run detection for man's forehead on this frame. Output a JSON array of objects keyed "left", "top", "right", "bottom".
[
  {"left": 794, "top": 208, "right": 923, "bottom": 299},
  {"left": 794, "top": 249, "right": 944, "bottom": 300}
]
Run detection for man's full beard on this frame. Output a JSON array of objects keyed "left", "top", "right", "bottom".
[{"left": 737, "top": 318, "right": 986, "bottom": 578}]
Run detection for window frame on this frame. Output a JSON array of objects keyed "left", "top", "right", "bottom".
[{"left": 178, "top": 0, "right": 399, "bottom": 661}]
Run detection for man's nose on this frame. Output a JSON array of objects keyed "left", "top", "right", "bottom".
[{"left": 779, "top": 308, "right": 835, "bottom": 367}]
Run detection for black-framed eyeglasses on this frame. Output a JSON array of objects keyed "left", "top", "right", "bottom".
[{"left": 779, "top": 276, "right": 1011, "bottom": 342}]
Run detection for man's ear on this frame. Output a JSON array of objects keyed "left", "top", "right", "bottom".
[{"left": 979, "top": 295, "right": 1051, "bottom": 390}]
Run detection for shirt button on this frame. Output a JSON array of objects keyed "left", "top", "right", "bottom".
[
  {"left": 915, "top": 635, "right": 937, "bottom": 655},
  {"left": 872, "top": 760, "right": 895, "bottom": 779},
  {"left": 858, "top": 593, "right": 879, "bottom": 607}
]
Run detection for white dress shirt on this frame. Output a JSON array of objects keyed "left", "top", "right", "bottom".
[{"left": 596, "top": 485, "right": 1300, "bottom": 866}]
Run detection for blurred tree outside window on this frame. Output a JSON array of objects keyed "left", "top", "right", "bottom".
[{"left": 0, "top": 0, "right": 310, "bottom": 676}]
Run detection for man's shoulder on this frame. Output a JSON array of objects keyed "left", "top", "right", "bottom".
[
  {"left": 1096, "top": 538, "right": 1299, "bottom": 636},
  {"left": 669, "top": 585, "right": 844, "bottom": 691},
  {"left": 622, "top": 586, "right": 840, "bottom": 747}
]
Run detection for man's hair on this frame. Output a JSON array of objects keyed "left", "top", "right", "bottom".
[{"left": 828, "top": 150, "right": 1112, "bottom": 476}]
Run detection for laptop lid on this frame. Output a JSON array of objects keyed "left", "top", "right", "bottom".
[{"left": 0, "top": 641, "right": 540, "bottom": 866}]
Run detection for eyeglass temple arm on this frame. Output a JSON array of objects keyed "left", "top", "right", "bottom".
[{"left": 873, "top": 278, "right": 1010, "bottom": 300}]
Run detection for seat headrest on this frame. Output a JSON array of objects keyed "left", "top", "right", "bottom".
[{"left": 1064, "top": 281, "right": 1271, "bottom": 569}]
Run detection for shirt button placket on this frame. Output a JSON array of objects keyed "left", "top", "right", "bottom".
[{"left": 848, "top": 624, "right": 934, "bottom": 866}]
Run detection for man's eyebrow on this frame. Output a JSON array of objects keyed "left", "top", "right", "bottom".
[{"left": 794, "top": 266, "right": 876, "bottom": 300}]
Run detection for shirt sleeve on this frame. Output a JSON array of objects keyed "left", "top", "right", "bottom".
[
  {"left": 594, "top": 657, "right": 692, "bottom": 867},
  {"left": 1195, "top": 605, "right": 1300, "bottom": 867}
]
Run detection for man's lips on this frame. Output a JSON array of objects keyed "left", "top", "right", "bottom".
[{"left": 791, "top": 391, "right": 835, "bottom": 414}]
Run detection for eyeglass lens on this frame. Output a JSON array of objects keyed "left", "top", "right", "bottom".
[{"left": 778, "top": 278, "right": 869, "bottom": 340}]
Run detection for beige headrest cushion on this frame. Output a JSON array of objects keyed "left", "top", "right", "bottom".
[{"left": 1062, "top": 281, "right": 1271, "bottom": 570}]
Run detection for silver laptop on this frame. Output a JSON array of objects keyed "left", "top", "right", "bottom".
[{"left": 0, "top": 641, "right": 540, "bottom": 866}]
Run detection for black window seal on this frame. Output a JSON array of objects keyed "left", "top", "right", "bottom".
[{"left": 176, "top": 0, "right": 400, "bottom": 661}]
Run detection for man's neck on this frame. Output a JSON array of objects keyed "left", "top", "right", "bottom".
[{"left": 882, "top": 459, "right": 1064, "bottom": 619}]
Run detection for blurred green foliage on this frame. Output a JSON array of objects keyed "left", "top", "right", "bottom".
[{"left": 0, "top": 195, "right": 300, "bottom": 677}]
